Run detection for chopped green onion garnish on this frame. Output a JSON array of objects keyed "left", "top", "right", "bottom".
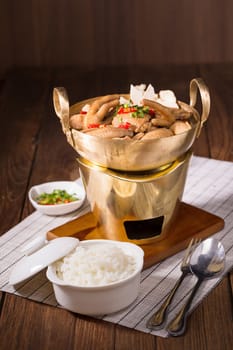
[{"left": 36, "top": 189, "right": 79, "bottom": 205}]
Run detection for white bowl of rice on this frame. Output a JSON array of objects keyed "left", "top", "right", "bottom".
[{"left": 46, "top": 239, "right": 144, "bottom": 316}]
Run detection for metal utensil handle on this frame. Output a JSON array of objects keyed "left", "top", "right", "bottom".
[
  {"left": 147, "top": 271, "right": 188, "bottom": 330},
  {"left": 189, "top": 78, "right": 210, "bottom": 137},
  {"left": 53, "top": 87, "right": 70, "bottom": 135},
  {"left": 167, "top": 277, "right": 203, "bottom": 336}
]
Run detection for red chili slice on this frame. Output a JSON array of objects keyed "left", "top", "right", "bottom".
[
  {"left": 87, "top": 123, "right": 101, "bottom": 128},
  {"left": 148, "top": 109, "right": 155, "bottom": 117},
  {"left": 117, "top": 107, "right": 137, "bottom": 114},
  {"left": 118, "top": 122, "right": 131, "bottom": 129},
  {"left": 117, "top": 107, "right": 124, "bottom": 114}
]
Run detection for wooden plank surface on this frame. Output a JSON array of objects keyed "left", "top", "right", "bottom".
[
  {"left": 1, "top": 1, "right": 233, "bottom": 75},
  {"left": 0, "top": 64, "right": 232, "bottom": 350}
]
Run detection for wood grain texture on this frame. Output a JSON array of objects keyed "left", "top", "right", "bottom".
[
  {"left": 1, "top": 1, "right": 233, "bottom": 75},
  {"left": 0, "top": 65, "right": 232, "bottom": 350},
  {"left": 0, "top": 69, "right": 51, "bottom": 233}
]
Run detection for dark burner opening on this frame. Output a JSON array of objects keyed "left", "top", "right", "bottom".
[{"left": 124, "top": 216, "right": 164, "bottom": 240}]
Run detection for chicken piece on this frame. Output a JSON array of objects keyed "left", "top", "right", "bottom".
[
  {"left": 170, "top": 121, "right": 191, "bottom": 135},
  {"left": 112, "top": 114, "right": 150, "bottom": 132},
  {"left": 86, "top": 95, "right": 119, "bottom": 123},
  {"left": 141, "top": 128, "right": 173, "bottom": 140},
  {"left": 70, "top": 114, "right": 84, "bottom": 130},
  {"left": 143, "top": 99, "right": 192, "bottom": 122},
  {"left": 70, "top": 95, "right": 120, "bottom": 130},
  {"left": 151, "top": 114, "right": 174, "bottom": 127},
  {"left": 136, "top": 121, "right": 153, "bottom": 133},
  {"left": 82, "top": 125, "right": 134, "bottom": 139},
  {"left": 133, "top": 132, "right": 145, "bottom": 140}
]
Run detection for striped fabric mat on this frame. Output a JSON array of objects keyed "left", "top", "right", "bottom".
[{"left": 1, "top": 156, "right": 233, "bottom": 338}]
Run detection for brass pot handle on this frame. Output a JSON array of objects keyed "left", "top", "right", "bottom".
[
  {"left": 53, "top": 87, "right": 75, "bottom": 148},
  {"left": 189, "top": 78, "right": 210, "bottom": 137},
  {"left": 53, "top": 87, "right": 70, "bottom": 134}
]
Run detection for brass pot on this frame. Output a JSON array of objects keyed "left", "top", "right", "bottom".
[
  {"left": 77, "top": 151, "right": 192, "bottom": 245},
  {"left": 53, "top": 78, "right": 210, "bottom": 171}
]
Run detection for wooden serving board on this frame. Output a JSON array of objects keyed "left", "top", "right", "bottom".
[{"left": 47, "top": 202, "right": 224, "bottom": 269}]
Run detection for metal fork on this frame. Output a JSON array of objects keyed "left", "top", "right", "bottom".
[{"left": 146, "top": 237, "right": 201, "bottom": 330}]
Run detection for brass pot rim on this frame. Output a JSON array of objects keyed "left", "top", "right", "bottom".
[{"left": 53, "top": 78, "right": 210, "bottom": 171}]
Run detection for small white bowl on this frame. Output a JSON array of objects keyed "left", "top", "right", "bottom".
[
  {"left": 29, "top": 181, "right": 86, "bottom": 216},
  {"left": 46, "top": 239, "right": 144, "bottom": 316}
]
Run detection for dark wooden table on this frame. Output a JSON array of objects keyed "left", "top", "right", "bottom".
[{"left": 0, "top": 64, "right": 232, "bottom": 350}]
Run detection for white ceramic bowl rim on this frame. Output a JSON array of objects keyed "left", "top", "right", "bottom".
[{"left": 46, "top": 239, "right": 144, "bottom": 290}]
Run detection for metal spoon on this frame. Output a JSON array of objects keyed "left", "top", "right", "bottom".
[
  {"left": 146, "top": 237, "right": 200, "bottom": 330},
  {"left": 167, "top": 238, "right": 225, "bottom": 337}
]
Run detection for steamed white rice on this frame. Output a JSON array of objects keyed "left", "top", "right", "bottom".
[{"left": 55, "top": 243, "right": 137, "bottom": 287}]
